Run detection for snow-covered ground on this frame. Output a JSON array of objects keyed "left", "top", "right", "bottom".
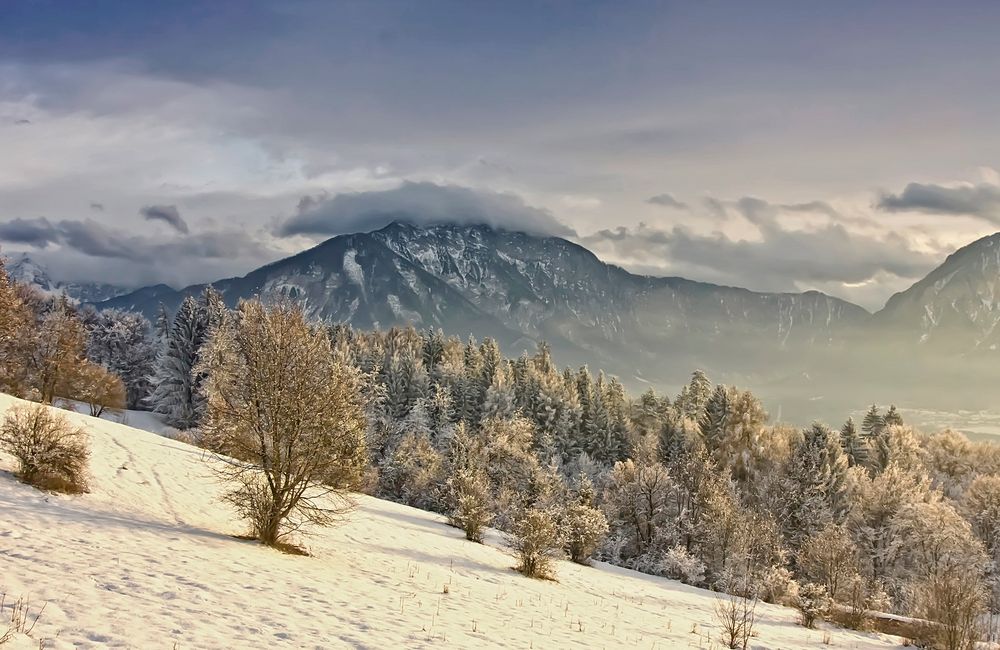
[{"left": 0, "top": 394, "right": 901, "bottom": 649}]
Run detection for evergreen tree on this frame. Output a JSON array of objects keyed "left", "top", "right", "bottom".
[
  {"left": 861, "top": 404, "right": 883, "bottom": 439},
  {"left": 839, "top": 417, "right": 866, "bottom": 467},
  {"left": 583, "top": 372, "right": 612, "bottom": 463},
  {"left": 604, "top": 376, "right": 631, "bottom": 462},
  {"left": 421, "top": 328, "right": 446, "bottom": 373},
  {"left": 154, "top": 303, "right": 171, "bottom": 342},
  {"left": 678, "top": 369, "right": 712, "bottom": 420},
  {"left": 780, "top": 423, "right": 850, "bottom": 549},
  {"left": 148, "top": 296, "right": 204, "bottom": 429},
  {"left": 699, "top": 384, "right": 731, "bottom": 452},
  {"left": 883, "top": 404, "right": 903, "bottom": 428},
  {"left": 481, "top": 362, "right": 517, "bottom": 422},
  {"left": 85, "top": 309, "right": 157, "bottom": 409}
]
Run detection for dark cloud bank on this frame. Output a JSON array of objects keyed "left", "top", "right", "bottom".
[{"left": 878, "top": 182, "right": 1000, "bottom": 223}]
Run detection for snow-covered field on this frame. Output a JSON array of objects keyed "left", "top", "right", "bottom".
[{"left": 0, "top": 394, "right": 901, "bottom": 649}]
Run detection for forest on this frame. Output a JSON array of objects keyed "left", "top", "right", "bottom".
[{"left": 2, "top": 258, "right": 998, "bottom": 648}]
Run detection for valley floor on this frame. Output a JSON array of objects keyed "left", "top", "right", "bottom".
[{"left": 0, "top": 394, "right": 900, "bottom": 649}]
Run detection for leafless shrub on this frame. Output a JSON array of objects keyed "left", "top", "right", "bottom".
[
  {"left": 0, "top": 404, "right": 89, "bottom": 493},
  {"left": 912, "top": 566, "right": 986, "bottom": 650},
  {"left": 714, "top": 590, "right": 757, "bottom": 649}
]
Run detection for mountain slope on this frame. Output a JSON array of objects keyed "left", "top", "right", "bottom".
[
  {"left": 96, "top": 222, "right": 869, "bottom": 384},
  {"left": 0, "top": 393, "right": 899, "bottom": 648},
  {"left": 875, "top": 233, "right": 1000, "bottom": 352}
]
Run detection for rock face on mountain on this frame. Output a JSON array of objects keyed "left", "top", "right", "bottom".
[
  {"left": 95, "top": 222, "right": 869, "bottom": 384},
  {"left": 875, "top": 233, "right": 1000, "bottom": 353}
]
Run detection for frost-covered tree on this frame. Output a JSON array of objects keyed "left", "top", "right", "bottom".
[
  {"left": 32, "top": 297, "right": 87, "bottom": 404},
  {"left": 148, "top": 296, "right": 205, "bottom": 429},
  {"left": 197, "top": 300, "right": 367, "bottom": 547},
  {"left": 447, "top": 467, "right": 492, "bottom": 542},
  {"left": 840, "top": 417, "right": 866, "bottom": 468},
  {"left": 563, "top": 473, "right": 608, "bottom": 564},
  {"left": 603, "top": 458, "right": 673, "bottom": 560},
  {"left": 849, "top": 463, "right": 931, "bottom": 584},
  {"left": 964, "top": 474, "right": 1000, "bottom": 562},
  {"left": 0, "top": 257, "right": 34, "bottom": 396},
  {"left": 508, "top": 506, "right": 563, "bottom": 579},
  {"left": 84, "top": 309, "right": 156, "bottom": 408},
  {"left": 677, "top": 370, "right": 712, "bottom": 421},
  {"left": 797, "top": 523, "right": 858, "bottom": 601},
  {"left": 780, "top": 423, "right": 851, "bottom": 548}
]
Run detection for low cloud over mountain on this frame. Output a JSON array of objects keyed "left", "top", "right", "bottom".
[{"left": 279, "top": 181, "right": 576, "bottom": 239}]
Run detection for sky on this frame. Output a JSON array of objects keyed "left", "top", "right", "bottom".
[{"left": 2, "top": 1, "right": 1000, "bottom": 309}]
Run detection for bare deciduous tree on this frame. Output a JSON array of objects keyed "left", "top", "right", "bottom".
[{"left": 198, "top": 300, "right": 368, "bottom": 547}]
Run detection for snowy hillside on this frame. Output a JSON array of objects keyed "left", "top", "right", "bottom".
[{"left": 0, "top": 394, "right": 901, "bottom": 649}]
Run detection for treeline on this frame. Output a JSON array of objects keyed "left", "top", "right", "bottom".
[
  {"left": 3, "top": 256, "right": 1000, "bottom": 646},
  {"left": 116, "top": 278, "right": 1000, "bottom": 643}
]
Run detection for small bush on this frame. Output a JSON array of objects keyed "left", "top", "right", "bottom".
[
  {"left": 797, "top": 582, "right": 831, "bottom": 629},
  {"left": 0, "top": 404, "right": 89, "bottom": 493},
  {"left": 564, "top": 502, "right": 609, "bottom": 565},
  {"left": 659, "top": 545, "right": 706, "bottom": 586},
  {"left": 447, "top": 468, "right": 493, "bottom": 542},
  {"left": 841, "top": 574, "right": 875, "bottom": 631},
  {"left": 507, "top": 507, "right": 563, "bottom": 579},
  {"left": 759, "top": 565, "right": 800, "bottom": 607},
  {"left": 714, "top": 591, "right": 757, "bottom": 650}
]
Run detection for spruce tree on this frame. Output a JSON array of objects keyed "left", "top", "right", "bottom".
[
  {"left": 861, "top": 404, "right": 883, "bottom": 439},
  {"left": 699, "top": 384, "right": 731, "bottom": 453},
  {"left": 780, "top": 423, "right": 851, "bottom": 548},
  {"left": 680, "top": 369, "right": 712, "bottom": 420},
  {"left": 148, "top": 296, "right": 205, "bottom": 429},
  {"left": 839, "top": 417, "right": 866, "bottom": 467},
  {"left": 883, "top": 404, "right": 903, "bottom": 428}
]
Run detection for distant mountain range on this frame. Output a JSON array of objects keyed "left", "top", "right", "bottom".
[
  {"left": 5, "top": 253, "right": 131, "bottom": 304},
  {"left": 93, "top": 222, "right": 868, "bottom": 379},
  {"left": 16, "top": 222, "right": 1000, "bottom": 422}
]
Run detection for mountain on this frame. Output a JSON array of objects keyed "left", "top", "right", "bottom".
[
  {"left": 96, "top": 222, "right": 868, "bottom": 387},
  {"left": 5, "top": 253, "right": 131, "bottom": 304},
  {"left": 89, "top": 222, "right": 1000, "bottom": 421},
  {"left": 875, "top": 233, "right": 1000, "bottom": 353}
]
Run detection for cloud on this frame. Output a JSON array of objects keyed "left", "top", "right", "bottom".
[
  {"left": 278, "top": 181, "right": 576, "bottom": 238},
  {"left": 878, "top": 182, "right": 1000, "bottom": 223},
  {"left": 0, "top": 217, "right": 61, "bottom": 247},
  {"left": 647, "top": 193, "right": 688, "bottom": 210},
  {"left": 140, "top": 204, "right": 189, "bottom": 234},
  {"left": 0, "top": 217, "right": 269, "bottom": 262},
  {"left": 582, "top": 197, "right": 943, "bottom": 308},
  {"left": 0, "top": 213, "right": 285, "bottom": 289},
  {"left": 55, "top": 219, "right": 142, "bottom": 259}
]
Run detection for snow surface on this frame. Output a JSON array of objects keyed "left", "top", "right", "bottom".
[{"left": 0, "top": 394, "right": 901, "bottom": 649}]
